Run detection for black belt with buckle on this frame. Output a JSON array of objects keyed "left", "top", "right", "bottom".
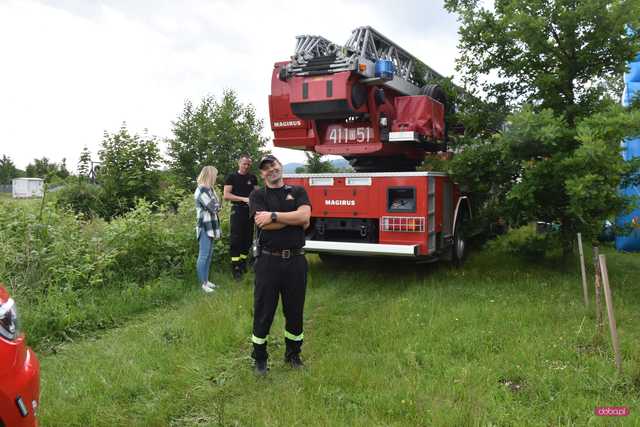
[{"left": 260, "top": 248, "right": 305, "bottom": 259}]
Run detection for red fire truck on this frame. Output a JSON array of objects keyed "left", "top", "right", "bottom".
[{"left": 269, "top": 26, "right": 471, "bottom": 262}]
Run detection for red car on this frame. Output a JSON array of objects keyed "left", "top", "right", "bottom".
[{"left": 0, "top": 285, "right": 40, "bottom": 427}]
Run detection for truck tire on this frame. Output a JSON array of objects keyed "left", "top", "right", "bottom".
[{"left": 451, "top": 216, "right": 467, "bottom": 267}]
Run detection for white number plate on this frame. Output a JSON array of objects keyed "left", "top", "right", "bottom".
[{"left": 327, "top": 126, "right": 373, "bottom": 144}]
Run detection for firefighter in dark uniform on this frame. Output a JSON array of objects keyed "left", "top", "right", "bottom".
[
  {"left": 249, "top": 155, "right": 311, "bottom": 375},
  {"left": 223, "top": 155, "right": 259, "bottom": 280}
]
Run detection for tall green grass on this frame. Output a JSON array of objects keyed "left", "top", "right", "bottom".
[
  {"left": 0, "top": 196, "right": 231, "bottom": 351},
  {"left": 38, "top": 248, "right": 640, "bottom": 426}
]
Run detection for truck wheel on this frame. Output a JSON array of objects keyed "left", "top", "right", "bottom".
[{"left": 452, "top": 219, "right": 467, "bottom": 267}]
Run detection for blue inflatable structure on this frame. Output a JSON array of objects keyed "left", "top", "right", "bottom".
[{"left": 616, "top": 49, "right": 640, "bottom": 251}]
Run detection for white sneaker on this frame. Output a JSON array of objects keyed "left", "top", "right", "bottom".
[
  {"left": 201, "top": 282, "right": 215, "bottom": 293},
  {"left": 207, "top": 281, "right": 217, "bottom": 289}
]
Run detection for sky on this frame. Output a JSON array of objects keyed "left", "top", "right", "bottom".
[{"left": 0, "top": 0, "right": 462, "bottom": 171}]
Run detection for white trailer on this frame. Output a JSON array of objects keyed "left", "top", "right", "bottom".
[{"left": 12, "top": 178, "right": 44, "bottom": 198}]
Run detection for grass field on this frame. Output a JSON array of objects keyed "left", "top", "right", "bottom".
[
  {"left": 37, "top": 248, "right": 639, "bottom": 426},
  {"left": 0, "top": 192, "right": 44, "bottom": 206}
]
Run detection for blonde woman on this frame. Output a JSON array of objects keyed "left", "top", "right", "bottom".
[{"left": 194, "top": 166, "right": 222, "bottom": 293}]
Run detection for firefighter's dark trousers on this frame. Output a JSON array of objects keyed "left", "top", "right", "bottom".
[
  {"left": 230, "top": 204, "right": 253, "bottom": 273},
  {"left": 251, "top": 253, "right": 308, "bottom": 362}
]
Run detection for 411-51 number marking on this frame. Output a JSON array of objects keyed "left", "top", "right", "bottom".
[{"left": 328, "top": 127, "right": 372, "bottom": 144}]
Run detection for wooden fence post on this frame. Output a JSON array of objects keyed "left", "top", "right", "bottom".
[
  {"left": 592, "top": 247, "right": 603, "bottom": 338},
  {"left": 577, "top": 233, "right": 589, "bottom": 307},
  {"left": 598, "top": 254, "right": 622, "bottom": 374}
]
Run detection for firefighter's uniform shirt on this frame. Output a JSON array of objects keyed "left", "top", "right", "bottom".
[
  {"left": 224, "top": 172, "right": 258, "bottom": 201},
  {"left": 224, "top": 172, "right": 258, "bottom": 269},
  {"left": 248, "top": 184, "right": 311, "bottom": 362}
]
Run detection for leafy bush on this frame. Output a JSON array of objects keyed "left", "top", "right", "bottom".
[
  {"left": 157, "top": 183, "right": 187, "bottom": 213},
  {"left": 0, "top": 194, "right": 234, "bottom": 350},
  {"left": 0, "top": 200, "right": 106, "bottom": 294},
  {"left": 485, "top": 223, "right": 562, "bottom": 259},
  {"left": 55, "top": 180, "right": 106, "bottom": 219},
  {"left": 104, "top": 199, "right": 189, "bottom": 282}
]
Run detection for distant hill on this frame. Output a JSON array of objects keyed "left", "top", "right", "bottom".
[
  {"left": 283, "top": 162, "right": 304, "bottom": 173},
  {"left": 283, "top": 158, "right": 352, "bottom": 173},
  {"left": 330, "top": 159, "right": 351, "bottom": 170}
]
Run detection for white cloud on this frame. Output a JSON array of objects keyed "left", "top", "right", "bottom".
[{"left": 0, "top": 0, "right": 460, "bottom": 170}]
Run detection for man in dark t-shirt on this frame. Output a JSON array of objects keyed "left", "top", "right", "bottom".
[
  {"left": 223, "top": 155, "right": 259, "bottom": 280},
  {"left": 248, "top": 154, "right": 311, "bottom": 375}
]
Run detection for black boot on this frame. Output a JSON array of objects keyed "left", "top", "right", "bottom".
[
  {"left": 254, "top": 359, "right": 268, "bottom": 376},
  {"left": 252, "top": 343, "right": 269, "bottom": 375},
  {"left": 285, "top": 353, "right": 304, "bottom": 369},
  {"left": 232, "top": 262, "right": 242, "bottom": 280},
  {"left": 284, "top": 338, "right": 304, "bottom": 368}
]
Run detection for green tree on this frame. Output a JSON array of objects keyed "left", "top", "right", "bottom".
[
  {"left": 445, "top": 0, "right": 640, "bottom": 125},
  {"left": 0, "top": 155, "right": 21, "bottom": 185},
  {"left": 25, "top": 157, "right": 69, "bottom": 182},
  {"left": 25, "top": 157, "right": 53, "bottom": 178},
  {"left": 58, "top": 158, "right": 70, "bottom": 180},
  {"left": 77, "top": 146, "right": 92, "bottom": 178},
  {"left": 167, "top": 89, "right": 268, "bottom": 190},
  {"left": 301, "top": 152, "right": 336, "bottom": 173},
  {"left": 444, "top": 0, "right": 640, "bottom": 252},
  {"left": 98, "top": 123, "right": 161, "bottom": 218}
]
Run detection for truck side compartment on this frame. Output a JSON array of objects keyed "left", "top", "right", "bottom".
[{"left": 284, "top": 172, "right": 461, "bottom": 259}]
